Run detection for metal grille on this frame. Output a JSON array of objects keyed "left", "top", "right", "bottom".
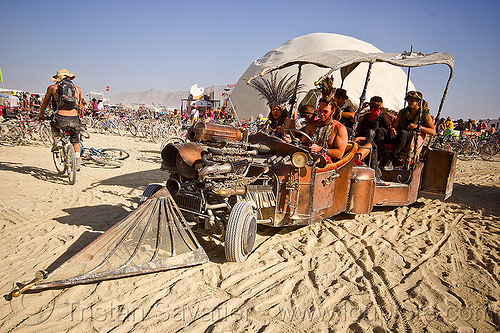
[{"left": 173, "top": 191, "right": 203, "bottom": 213}]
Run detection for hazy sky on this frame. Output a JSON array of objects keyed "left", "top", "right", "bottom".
[{"left": 1, "top": 0, "right": 499, "bottom": 120}]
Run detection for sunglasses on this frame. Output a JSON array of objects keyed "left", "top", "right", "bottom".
[{"left": 369, "top": 103, "right": 380, "bottom": 108}]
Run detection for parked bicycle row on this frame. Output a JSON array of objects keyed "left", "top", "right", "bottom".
[
  {"left": 0, "top": 111, "right": 52, "bottom": 147},
  {"left": 430, "top": 132, "right": 500, "bottom": 161},
  {"left": 81, "top": 114, "right": 189, "bottom": 143}
]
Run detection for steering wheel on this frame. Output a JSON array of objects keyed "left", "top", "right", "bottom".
[{"left": 283, "top": 128, "right": 313, "bottom": 143}]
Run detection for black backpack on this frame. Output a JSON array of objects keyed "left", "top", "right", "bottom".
[{"left": 57, "top": 79, "right": 79, "bottom": 110}]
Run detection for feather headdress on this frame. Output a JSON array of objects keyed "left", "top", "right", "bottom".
[
  {"left": 317, "top": 76, "right": 335, "bottom": 104},
  {"left": 316, "top": 76, "right": 342, "bottom": 121},
  {"left": 249, "top": 73, "right": 302, "bottom": 111}
]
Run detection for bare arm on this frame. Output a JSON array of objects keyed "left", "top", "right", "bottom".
[
  {"left": 76, "top": 87, "right": 83, "bottom": 110},
  {"left": 406, "top": 114, "right": 436, "bottom": 135},
  {"left": 326, "top": 122, "right": 348, "bottom": 160},
  {"left": 421, "top": 114, "right": 436, "bottom": 135},
  {"left": 38, "top": 85, "right": 56, "bottom": 119},
  {"left": 390, "top": 115, "right": 400, "bottom": 139},
  {"left": 382, "top": 108, "right": 393, "bottom": 127},
  {"left": 302, "top": 122, "right": 315, "bottom": 143}
]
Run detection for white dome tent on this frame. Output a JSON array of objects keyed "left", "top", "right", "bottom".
[{"left": 230, "top": 33, "right": 416, "bottom": 120}]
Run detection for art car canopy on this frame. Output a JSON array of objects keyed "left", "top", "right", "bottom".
[{"left": 230, "top": 33, "right": 417, "bottom": 120}]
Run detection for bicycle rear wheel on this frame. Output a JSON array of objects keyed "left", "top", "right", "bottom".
[
  {"left": 66, "top": 144, "right": 77, "bottom": 185},
  {"left": 109, "top": 121, "right": 121, "bottom": 135},
  {"left": 96, "top": 121, "right": 106, "bottom": 134},
  {"left": 150, "top": 125, "right": 162, "bottom": 143}
]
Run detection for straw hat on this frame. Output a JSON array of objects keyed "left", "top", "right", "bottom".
[{"left": 51, "top": 69, "right": 75, "bottom": 82}]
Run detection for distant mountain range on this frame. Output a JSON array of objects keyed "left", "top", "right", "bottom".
[{"left": 110, "top": 85, "right": 229, "bottom": 109}]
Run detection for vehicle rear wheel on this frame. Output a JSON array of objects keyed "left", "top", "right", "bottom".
[
  {"left": 151, "top": 125, "right": 162, "bottom": 143},
  {"left": 96, "top": 121, "right": 106, "bottom": 134},
  {"left": 139, "top": 184, "right": 165, "bottom": 205},
  {"left": 457, "top": 142, "right": 475, "bottom": 161},
  {"left": 225, "top": 201, "right": 257, "bottom": 263},
  {"left": 66, "top": 144, "right": 77, "bottom": 185},
  {"left": 109, "top": 121, "right": 120, "bottom": 135}
]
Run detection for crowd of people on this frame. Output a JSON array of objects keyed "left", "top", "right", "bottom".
[
  {"left": 436, "top": 117, "right": 496, "bottom": 137},
  {"left": 1, "top": 91, "right": 42, "bottom": 117},
  {"left": 249, "top": 74, "right": 461, "bottom": 181}
]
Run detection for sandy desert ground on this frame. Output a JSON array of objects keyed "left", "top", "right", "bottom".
[{"left": 0, "top": 132, "right": 499, "bottom": 333}]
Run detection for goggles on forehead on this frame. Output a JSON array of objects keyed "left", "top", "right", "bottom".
[{"left": 405, "top": 91, "right": 422, "bottom": 101}]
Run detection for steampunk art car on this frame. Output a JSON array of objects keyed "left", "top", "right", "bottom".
[{"left": 12, "top": 49, "right": 457, "bottom": 296}]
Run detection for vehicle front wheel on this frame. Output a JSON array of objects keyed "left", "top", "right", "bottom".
[
  {"left": 225, "top": 201, "right": 257, "bottom": 263},
  {"left": 52, "top": 147, "right": 66, "bottom": 174}
]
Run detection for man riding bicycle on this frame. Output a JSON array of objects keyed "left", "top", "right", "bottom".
[{"left": 38, "top": 69, "right": 83, "bottom": 170}]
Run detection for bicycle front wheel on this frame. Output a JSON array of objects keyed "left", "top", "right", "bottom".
[
  {"left": 90, "top": 152, "right": 124, "bottom": 167},
  {"left": 53, "top": 147, "right": 66, "bottom": 174},
  {"left": 66, "top": 144, "right": 77, "bottom": 185},
  {"left": 101, "top": 148, "right": 130, "bottom": 160}
]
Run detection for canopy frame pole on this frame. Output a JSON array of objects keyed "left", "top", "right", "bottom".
[
  {"left": 226, "top": 94, "right": 241, "bottom": 126},
  {"left": 434, "top": 68, "right": 453, "bottom": 123},
  {"left": 404, "top": 46, "right": 413, "bottom": 108},
  {"left": 410, "top": 98, "right": 423, "bottom": 170},
  {"left": 351, "top": 62, "right": 373, "bottom": 141},
  {"left": 289, "top": 64, "right": 303, "bottom": 121}
]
